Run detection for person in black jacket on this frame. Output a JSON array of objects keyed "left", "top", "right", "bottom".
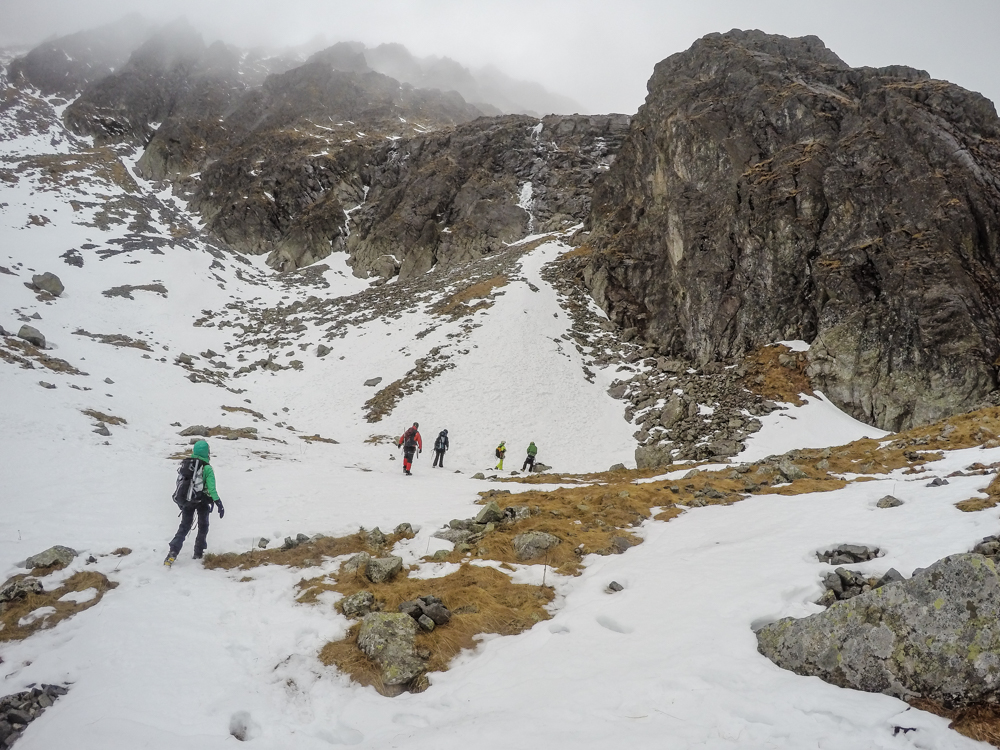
[{"left": 432, "top": 429, "right": 449, "bottom": 468}]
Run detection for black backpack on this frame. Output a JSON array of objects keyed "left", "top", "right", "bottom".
[
  {"left": 434, "top": 434, "right": 446, "bottom": 450},
  {"left": 172, "top": 457, "right": 205, "bottom": 510}
]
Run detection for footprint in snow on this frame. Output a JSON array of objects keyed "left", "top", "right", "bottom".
[{"left": 596, "top": 615, "right": 634, "bottom": 634}]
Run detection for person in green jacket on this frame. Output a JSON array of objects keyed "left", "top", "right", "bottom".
[
  {"left": 164, "top": 439, "right": 224, "bottom": 566},
  {"left": 522, "top": 441, "right": 538, "bottom": 472}
]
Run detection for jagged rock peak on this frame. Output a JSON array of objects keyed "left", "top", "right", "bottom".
[{"left": 583, "top": 29, "right": 1000, "bottom": 431}]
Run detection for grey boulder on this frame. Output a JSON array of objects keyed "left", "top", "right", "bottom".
[
  {"left": 475, "top": 501, "right": 503, "bottom": 524},
  {"left": 0, "top": 576, "right": 43, "bottom": 603},
  {"left": 757, "top": 554, "right": 1000, "bottom": 706},
  {"left": 32, "top": 272, "right": 64, "bottom": 296},
  {"left": 25, "top": 545, "right": 77, "bottom": 569},
  {"left": 17, "top": 325, "right": 45, "bottom": 348},
  {"left": 356, "top": 613, "right": 426, "bottom": 688},
  {"left": 876, "top": 495, "right": 904, "bottom": 508},
  {"left": 513, "top": 531, "right": 561, "bottom": 560},
  {"left": 365, "top": 556, "right": 403, "bottom": 584}
]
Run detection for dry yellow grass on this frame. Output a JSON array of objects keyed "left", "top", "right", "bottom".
[
  {"left": 0, "top": 571, "right": 117, "bottom": 643},
  {"left": 741, "top": 344, "right": 814, "bottom": 406},
  {"left": 432, "top": 276, "right": 508, "bottom": 317},
  {"left": 315, "top": 563, "right": 553, "bottom": 693},
  {"left": 911, "top": 699, "right": 1000, "bottom": 747},
  {"left": 202, "top": 528, "right": 412, "bottom": 571},
  {"left": 81, "top": 408, "right": 127, "bottom": 425}
]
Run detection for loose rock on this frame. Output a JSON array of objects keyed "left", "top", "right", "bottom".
[
  {"left": 512, "top": 531, "right": 561, "bottom": 560},
  {"left": 365, "top": 556, "right": 403, "bottom": 584},
  {"left": 876, "top": 495, "right": 903, "bottom": 508},
  {"left": 31, "top": 272, "right": 64, "bottom": 296},
  {"left": 17, "top": 325, "right": 45, "bottom": 348},
  {"left": 24, "top": 545, "right": 77, "bottom": 569}
]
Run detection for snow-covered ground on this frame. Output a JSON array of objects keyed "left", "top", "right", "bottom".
[{"left": 1, "top": 89, "right": 995, "bottom": 749}]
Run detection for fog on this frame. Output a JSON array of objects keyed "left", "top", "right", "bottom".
[{"left": 2, "top": 0, "right": 998, "bottom": 114}]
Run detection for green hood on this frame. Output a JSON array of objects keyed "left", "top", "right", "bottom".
[{"left": 191, "top": 440, "right": 211, "bottom": 463}]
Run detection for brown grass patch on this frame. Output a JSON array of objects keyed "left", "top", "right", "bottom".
[
  {"left": 0, "top": 571, "right": 117, "bottom": 643},
  {"left": 111, "top": 547, "right": 132, "bottom": 556},
  {"left": 316, "top": 563, "right": 553, "bottom": 691},
  {"left": 299, "top": 434, "right": 339, "bottom": 444},
  {"left": 73, "top": 328, "right": 152, "bottom": 351},
  {"left": 432, "top": 276, "right": 508, "bottom": 318},
  {"left": 956, "top": 473, "right": 1000, "bottom": 512},
  {"left": 1, "top": 336, "right": 83, "bottom": 374},
  {"left": 911, "top": 699, "right": 1000, "bottom": 747},
  {"left": 742, "top": 345, "right": 814, "bottom": 406},
  {"left": 222, "top": 405, "right": 265, "bottom": 420},
  {"left": 559, "top": 244, "right": 594, "bottom": 259},
  {"left": 81, "top": 409, "right": 127, "bottom": 425},
  {"left": 202, "top": 529, "right": 412, "bottom": 571}
]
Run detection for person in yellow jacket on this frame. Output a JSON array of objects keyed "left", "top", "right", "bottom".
[{"left": 494, "top": 441, "right": 507, "bottom": 470}]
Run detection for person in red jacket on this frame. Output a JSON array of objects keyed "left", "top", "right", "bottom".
[{"left": 397, "top": 422, "right": 422, "bottom": 475}]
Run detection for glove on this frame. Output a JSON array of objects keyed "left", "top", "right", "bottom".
[{"left": 217, "top": 500, "right": 225, "bottom": 518}]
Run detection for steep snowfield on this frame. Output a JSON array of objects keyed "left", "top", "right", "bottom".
[{"left": 1, "top": 87, "right": 993, "bottom": 749}]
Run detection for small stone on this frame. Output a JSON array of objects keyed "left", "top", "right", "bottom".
[
  {"left": 531, "top": 463, "right": 552, "bottom": 473},
  {"left": 877, "top": 495, "right": 903, "bottom": 508},
  {"left": 366, "top": 527, "right": 387, "bottom": 547},
  {"left": 472, "top": 472, "right": 486, "bottom": 480},
  {"left": 295, "top": 533, "right": 310, "bottom": 544},
  {"left": 608, "top": 581, "right": 624, "bottom": 592},
  {"left": 430, "top": 549, "right": 449, "bottom": 561},
  {"left": 417, "top": 614, "right": 436, "bottom": 631},
  {"left": 926, "top": 477, "right": 950, "bottom": 487},
  {"left": 39, "top": 381, "right": 55, "bottom": 389},
  {"left": 609, "top": 536, "right": 637, "bottom": 555},
  {"left": 316, "top": 344, "right": 331, "bottom": 357},
  {"left": 608, "top": 463, "right": 626, "bottom": 472},
  {"left": 93, "top": 422, "right": 111, "bottom": 436},
  {"left": 104, "top": 377, "right": 114, "bottom": 384},
  {"left": 17, "top": 324, "right": 45, "bottom": 348},
  {"left": 394, "top": 523, "right": 413, "bottom": 536},
  {"left": 875, "top": 568, "right": 906, "bottom": 588},
  {"left": 257, "top": 538, "right": 269, "bottom": 549},
  {"left": 281, "top": 536, "right": 298, "bottom": 551},
  {"left": 364, "top": 377, "right": 383, "bottom": 387}
]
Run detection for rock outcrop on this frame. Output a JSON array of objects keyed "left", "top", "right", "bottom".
[
  {"left": 584, "top": 30, "right": 1000, "bottom": 430},
  {"left": 757, "top": 554, "right": 1000, "bottom": 706}
]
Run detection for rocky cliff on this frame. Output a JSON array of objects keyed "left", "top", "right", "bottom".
[
  {"left": 15, "top": 22, "right": 618, "bottom": 277},
  {"left": 583, "top": 30, "right": 1000, "bottom": 430}
]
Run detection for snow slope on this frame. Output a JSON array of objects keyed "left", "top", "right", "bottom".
[{"left": 1, "top": 83, "right": 993, "bottom": 750}]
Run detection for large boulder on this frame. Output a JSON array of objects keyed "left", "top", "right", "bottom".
[
  {"left": 25, "top": 545, "right": 77, "bottom": 569},
  {"left": 17, "top": 325, "right": 45, "bottom": 348},
  {"left": 757, "top": 554, "right": 1000, "bottom": 706},
  {"left": 0, "top": 576, "right": 43, "bottom": 603},
  {"left": 584, "top": 29, "right": 1000, "bottom": 431},
  {"left": 365, "top": 556, "right": 403, "bottom": 584},
  {"left": 356, "top": 613, "right": 426, "bottom": 688},
  {"left": 512, "top": 531, "right": 561, "bottom": 561},
  {"left": 31, "top": 272, "right": 64, "bottom": 297}
]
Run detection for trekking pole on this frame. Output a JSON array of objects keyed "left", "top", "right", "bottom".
[{"left": 542, "top": 551, "right": 549, "bottom": 589}]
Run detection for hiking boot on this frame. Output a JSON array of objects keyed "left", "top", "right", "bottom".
[
  {"left": 163, "top": 554, "right": 176, "bottom": 567},
  {"left": 193, "top": 552, "right": 203, "bottom": 560}
]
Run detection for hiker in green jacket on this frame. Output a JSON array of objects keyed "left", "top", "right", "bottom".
[
  {"left": 164, "top": 439, "right": 224, "bottom": 566},
  {"left": 522, "top": 441, "right": 538, "bottom": 472}
]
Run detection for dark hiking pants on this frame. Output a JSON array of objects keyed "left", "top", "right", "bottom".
[
  {"left": 522, "top": 455, "right": 535, "bottom": 472},
  {"left": 170, "top": 502, "right": 211, "bottom": 556},
  {"left": 433, "top": 449, "right": 445, "bottom": 467}
]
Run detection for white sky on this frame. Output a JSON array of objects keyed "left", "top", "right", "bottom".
[{"left": 1, "top": 0, "right": 998, "bottom": 114}]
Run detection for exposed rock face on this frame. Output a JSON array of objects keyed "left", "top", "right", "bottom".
[
  {"left": 757, "top": 554, "right": 1000, "bottom": 706},
  {"left": 345, "top": 113, "right": 630, "bottom": 280},
  {"left": 584, "top": 30, "right": 1000, "bottom": 430}
]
